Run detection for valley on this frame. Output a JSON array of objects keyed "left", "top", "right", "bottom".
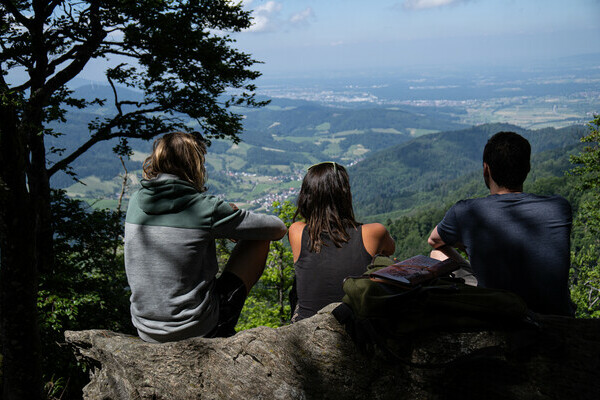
[{"left": 53, "top": 58, "right": 600, "bottom": 220}]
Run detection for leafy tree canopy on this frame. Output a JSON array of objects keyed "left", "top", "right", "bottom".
[
  {"left": 0, "top": 1, "right": 265, "bottom": 397},
  {"left": 1, "top": 0, "right": 265, "bottom": 163},
  {"left": 569, "top": 115, "right": 600, "bottom": 317}
]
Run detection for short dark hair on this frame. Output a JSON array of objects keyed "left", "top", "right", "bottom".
[
  {"left": 294, "top": 162, "right": 358, "bottom": 253},
  {"left": 483, "top": 131, "right": 531, "bottom": 190}
]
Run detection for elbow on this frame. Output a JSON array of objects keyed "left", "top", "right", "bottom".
[
  {"left": 276, "top": 224, "right": 288, "bottom": 240},
  {"left": 427, "top": 233, "right": 443, "bottom": 249},
  {"left": 427, "top": 236, "right": 436, "bottom": 248},
  {"left": 428, "top": 237, "right": 445, "bottom": 249},
  {"left": 271, "top": 220, "right": 287, "bottom": 240}
]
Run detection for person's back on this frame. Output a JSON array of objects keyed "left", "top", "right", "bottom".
[
  {"left": 124, "top": 132, "right": 287, "bottom": 342},
  {"left": 436, "top": 192, "right": 572, "bottom": 315},
  {"left": 429, "top": 131, "right": 574, "bottom": 316},
  {"left": 289, "top": 162, "right": 395, "bottom": 322},
  {"left": 293, "top": 224, "right": 372, "bottom": 320}
]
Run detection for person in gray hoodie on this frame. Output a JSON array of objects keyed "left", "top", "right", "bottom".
[{"left": 124, "top": 132, "right": 287, "bottom": 343}]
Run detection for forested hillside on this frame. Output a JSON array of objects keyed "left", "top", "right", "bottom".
[{"left": 350, "top": 123, "right": 586, "bottom": 217}]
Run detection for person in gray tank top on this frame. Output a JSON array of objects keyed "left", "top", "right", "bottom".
[{"left": 288, "top": 162, "right": 395, "bottom": 321}]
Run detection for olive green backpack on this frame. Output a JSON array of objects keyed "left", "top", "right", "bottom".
[{"left": 332, "top": 256, "right": 539, "bottom": 367}]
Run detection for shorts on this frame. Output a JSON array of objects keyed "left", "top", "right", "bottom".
[{"left": 208, "top": 271, "right": 247, "bottom": 338}]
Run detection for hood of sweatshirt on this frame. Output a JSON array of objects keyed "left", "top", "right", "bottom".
[{"left": 137, "top": 174, "right": 199, "bottom": 215}]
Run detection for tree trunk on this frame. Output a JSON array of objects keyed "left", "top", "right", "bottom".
[
  {"left": 0, "top": 100, "right": 43, "bottom": 399},
  {"left": 65, "top": 304, "right": 600, "bottom": 400}
]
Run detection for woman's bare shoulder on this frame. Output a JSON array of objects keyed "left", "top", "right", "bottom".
[
  {"left": 288, "top": 221, "right": 306, "bottom": 242},
  {"left": 361, "top": 222, "right": 388, "bottom": 236},
  {"left": 289, "top": 221, "right": 306, "bottom": 234}
]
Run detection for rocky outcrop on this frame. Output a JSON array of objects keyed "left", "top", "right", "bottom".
[{"left": 65, "top": 304, "right": 600, "bottom": 400}]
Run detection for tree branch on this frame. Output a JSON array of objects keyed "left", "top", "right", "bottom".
[
  {"left": 43, "top": 0, "right": 63, "bottom": 19},
  {"left": 0, "top": 0, "right": 32, "bottom": 28},
  {"left": 37, "top": 1, "right": 106, "bottom": 102},
  {"left": 102, "top": 48, "right": 142, "bottom": 58},
  {"left": 46, "top": 46, "right": 79, "bottom": 72},
  {"left": 48, "top": 106, "right": 166, "bottom": 177},
  {"left": 107, "top": 76, "right": 123, "bottom": 115}
]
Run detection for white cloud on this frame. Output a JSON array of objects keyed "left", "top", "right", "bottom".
[
  {"left": 402, "top": 0, "right": 470, "bottom": 11},
  {"left": 289, "top": 7, "right": 315, "bottom": 25},
  {"left": 255, "top": 1, "right": 283, "bottom": 14},
  {"left": 246, "top": 1, "right": 283, "bottom": 32},
  {"left": 244, "top": 1, "right": 315, "bottom": 33},
  {"left": 245, "top": 1, "right": 281, "bottom": 32}
]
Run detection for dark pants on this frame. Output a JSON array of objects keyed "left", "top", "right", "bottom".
[{"left": 208, "top": 271, "right": 247, "bottom": 338}]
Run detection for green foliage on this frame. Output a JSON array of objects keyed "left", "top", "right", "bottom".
[
  {"left": 236, "top": 201, "right": 296, "bottom": 330},
  {"left": 570, "top": 245, "right": 600, "bottom": 318},
  {"left": 38, "top": 190, "right": 132, "bottom": 398},
  {"left": 387, "top": 207, "right": 448, "bottom": 260},
  {"left": 43, "top": 375, "right": 68, "bottom": 400},
  {"left": 569, "top": 115, "right": 600, "bottom": 318},
  {"left": 570, "top": 116, "right": 600, "bottom": 236}
]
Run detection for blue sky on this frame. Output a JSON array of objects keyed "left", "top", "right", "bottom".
[{"left": 233, "top": 0, "right": 600, "bottom": 76}]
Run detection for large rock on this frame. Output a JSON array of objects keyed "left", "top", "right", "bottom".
[{"left": 65, "top": 304, "right": 600, "bottom": 400}]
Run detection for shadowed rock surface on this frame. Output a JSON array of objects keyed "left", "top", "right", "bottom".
[{"left": 65, "top": 304, "right": 600, "bottom": 400}]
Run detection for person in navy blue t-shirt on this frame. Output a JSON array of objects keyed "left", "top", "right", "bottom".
[{"left": 428, "top": 131, "right": 574, "bottom": 316}]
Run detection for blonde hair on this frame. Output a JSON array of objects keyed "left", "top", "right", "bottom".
[{"left": 143, "top": 131, "right": 207, "bottom": 192}]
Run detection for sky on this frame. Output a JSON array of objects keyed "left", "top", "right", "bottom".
[{"left": 231, "top": 0, "right": 600, "bottom": 77}]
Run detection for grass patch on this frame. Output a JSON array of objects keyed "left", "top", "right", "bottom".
[
  {"left": 205, "top": 154, "right": 224, "bottom": 171},
  {"left": 221, "top": 154, "right": 247, "bottom": 170},
  {"left": 332, "top": 129, "right": 364, "bottom": 137},
  {"left": 407, "top": 128, "right": 439, "bottom": 137},
  {"left": 274, "top": 136, "right": 317, "bottom": 143},
  {"left": 66, "top": 176, "right": 121, "bottom": 198},
  {"left": 316, "top": 122, "right": 330, "bottom": 132},
  {"left": 347, "top": 144, "right": 370, "bottom": 157},
  {"left": 324, "top": 140, "right": 344, "bottom": 157},
  {"left": 227, "top": 142, "right": 251, "bottom": 156},
  {"left": 371, "top": 128, "right": 402, "bottom": 134},
  {"left": 86, "top": 198, "right": 121, "bottom": 210},
  {"left": 251, "top": 183, "right": 272, "bottom": 195}
]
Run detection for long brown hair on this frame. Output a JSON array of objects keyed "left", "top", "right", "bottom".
[
  {"left": 294, "top": 162, "right": 359, "bottom": 253},
  {"left": 142, "top": 131, "right": 207, "bottom": 192}
]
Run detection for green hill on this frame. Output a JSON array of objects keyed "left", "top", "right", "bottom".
[{"left": 350, "top": 123, "right": 586, "bottom": 217}]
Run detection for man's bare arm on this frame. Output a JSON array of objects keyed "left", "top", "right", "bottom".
[{"left": 428, "top": 226, "right": 470, "bottom": 269}]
